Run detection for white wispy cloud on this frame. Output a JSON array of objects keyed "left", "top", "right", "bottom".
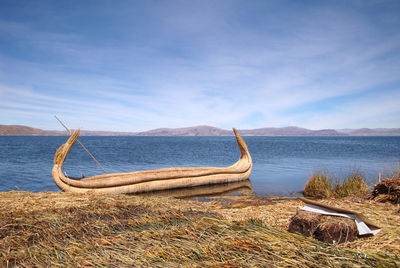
[{"left": 0, "top": 1, "right": 399, "bottom": 131}]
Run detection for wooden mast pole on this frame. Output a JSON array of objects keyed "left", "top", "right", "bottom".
[{"left": 54, "top": 115, "right": 107, "bottom": 174}]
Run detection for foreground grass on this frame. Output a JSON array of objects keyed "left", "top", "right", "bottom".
[{"left": 1, "top": 192, "right": 399, "bottom": 267}]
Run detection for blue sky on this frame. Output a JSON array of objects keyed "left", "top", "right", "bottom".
[{"left": 0, "top": 1, "right": 399, "bottom": 131}]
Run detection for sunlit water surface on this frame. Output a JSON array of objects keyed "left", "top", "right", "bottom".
[{"left": 0, "top": 136, "right": 399, "bottom": 196}]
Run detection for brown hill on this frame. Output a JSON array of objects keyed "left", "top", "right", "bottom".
[
  {"left": 343, "top": 128, "right": 400, "bottom": 136},
  {"left": 239, "top": 126, "right": 312, "bottom": 136},
  {"left": 0, "top": 125, "right": 64, "bottom": 136},
  {"left": 135, "top": 125, "right": 232, "bottom": 136},
  {"left": 1, "top": 124, "right": 400, "bottom": 136},
  {"left": 78, "top": 130, "right": 138, "bottom": 136},
  {"left": 238, "top": 127, "right": 344, "bottom": 136}
]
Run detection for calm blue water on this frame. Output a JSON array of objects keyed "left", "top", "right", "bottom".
[{"left": 0, "top": 136, "right": 399, "bottom": 196}]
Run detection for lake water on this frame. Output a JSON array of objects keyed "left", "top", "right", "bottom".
[{"left": 0, "top": 136, "right": 399, "bottom": 196}]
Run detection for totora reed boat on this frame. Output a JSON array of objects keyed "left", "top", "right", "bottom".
[{"left": 52, "top": 128, "right": 252, "bottom": 194}]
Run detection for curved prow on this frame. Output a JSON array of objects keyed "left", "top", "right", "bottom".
[
  {"left": 54, "top": 129, "right": 80, "bottom": 168},
  {"left": 233, "top": 128, "right": 249, "bottom": 158}
]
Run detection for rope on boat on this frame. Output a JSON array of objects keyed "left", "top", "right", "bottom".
[{"left": 54, "top": 115, "right": 108, "bottom": 174}]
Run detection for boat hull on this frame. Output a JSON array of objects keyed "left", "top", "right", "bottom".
[{"left": 52, "top": 128, "right": 252, "bottom": 194}]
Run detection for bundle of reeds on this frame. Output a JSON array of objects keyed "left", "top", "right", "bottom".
[
  {"left": 289, "top": 210, "right": 358, "bottom": 244},
  {"left": 371, "top": 178, "right": 400, "bottom": 204}
]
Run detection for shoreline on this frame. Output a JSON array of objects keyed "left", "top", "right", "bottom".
[{"left": 1, "top": 191, "right": 399, "bottom": 266}]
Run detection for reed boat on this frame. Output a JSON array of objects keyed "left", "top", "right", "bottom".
[{"left": 52, "top": 128, "right": 252, "bottom": 194}]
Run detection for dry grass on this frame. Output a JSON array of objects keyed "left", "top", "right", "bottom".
[
  {"left": 303, "top": 172, "right": 332, "bottom": 198},
  {"left": 303, "top": 171, "right": 370, "bottom": 199},
  {"left": 211, "top": 195, "right": 400, "bottom": 257},
  {"left": 372, "top": 178, "right": 400, "bottom": 204},
  {"left": 333, "top": 171, "right": 370, "bottom": 198},
  {"left": 1, "top": 191, "right": 399, "bottom": 267},
  {"left": 391, "top": 164, "right": 400, "bottom": 179}
]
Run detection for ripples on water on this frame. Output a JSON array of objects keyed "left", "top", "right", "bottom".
[{"left": 0, "top": 136, "right": 399, "bottom": 196}]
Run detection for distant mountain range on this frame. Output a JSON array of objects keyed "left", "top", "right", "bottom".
[
  {"left": 0, "top": 125, "right": 64, "bottom": 136},
  {"left": 1, "top": 124, "right": 400, "bottom": 136}
]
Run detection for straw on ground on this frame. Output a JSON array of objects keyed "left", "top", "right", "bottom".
[{"left": 1, "top": 191, "right": 399, "bottom": 267}]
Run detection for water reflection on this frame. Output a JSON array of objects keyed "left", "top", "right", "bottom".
[{"left": 136, "top": 179, "right": 253, "bottom": 199}]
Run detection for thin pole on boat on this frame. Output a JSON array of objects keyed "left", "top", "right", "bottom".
[{"left": 54, "top": 115, "right": 108, "bottom": 174}]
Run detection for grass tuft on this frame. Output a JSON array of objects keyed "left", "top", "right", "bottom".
[
  {"left": 392, "top": 164, "right": 400, "bottom": 179},
  {"left": 303, "top": 171, "right": 369, "bottom": 199},
  {"left": 333, "top": 171, "right": 370, "bottom": 198},
  {"left": 303, "top": 172, "right": 332, "bottom": 198}
]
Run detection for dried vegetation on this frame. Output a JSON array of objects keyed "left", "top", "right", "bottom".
[
  {"left": 371, "top": 166, "right": 400, "bottom": 204},
  {"left": 372, "top": 178, "right": 400, "bottom": 204},
  {"left": 1, "top": 191, "right": 399, "bottom": 267},
  {"left": 303, "top": 171, "right": 370, "bottom": 199},
  {"left": 303, "top": 172, "right": 332, "bottom": 198},
  {"left": 288, "top": 210, "right": 359, "bottom": 244}
]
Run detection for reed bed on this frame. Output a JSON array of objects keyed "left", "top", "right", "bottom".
[
  {"left": 303, "top": 171, "right": 369, "bottom": 199},
  {"left": 333, "top": 172, "right": 370, "bottom": 198},
  {"left": 303, "top": 172, "right": 332, "bottom": 198},
  {"left": 1, "top": 192, "right": 399, "bottom": 267}
]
